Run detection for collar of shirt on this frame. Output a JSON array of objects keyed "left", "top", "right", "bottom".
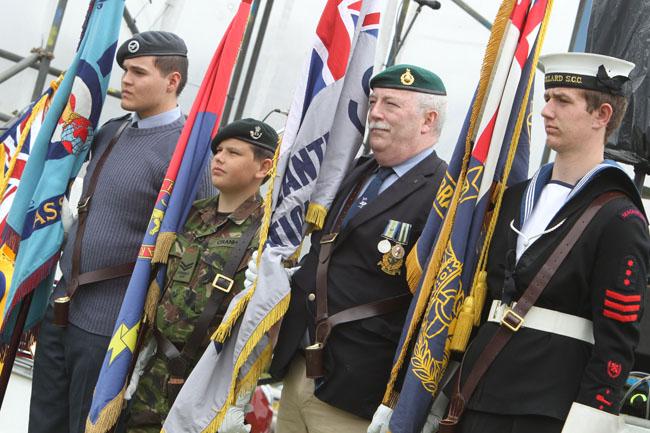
[
  {"left": 198, "top": 192, "right": 264, "bottom": 228},
  {"left": 374, "top": 145, "right": 434, "bottom": 194},
  {"left": 131, "top": 106, "right": 182, "bottom": 129}
]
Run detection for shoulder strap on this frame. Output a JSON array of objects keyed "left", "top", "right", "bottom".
[
  {"left": 439, "top": 191, "right": 624, "bottom": 430},
  {"left": 67, "top": 119, "right": 130, "bottom": 298}
]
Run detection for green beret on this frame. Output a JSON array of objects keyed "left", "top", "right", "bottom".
[
  {"left": 370, "top": 64, "right": 446, "bottom": 95},
  {"left": 116, "top": 31, "right": 187, "bottom": 67},
  {"left": 211, "top": 119, "right": 278, "bottom": 154}
]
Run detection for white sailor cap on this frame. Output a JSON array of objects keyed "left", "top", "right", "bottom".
[{"left": 540, "top": 52, "right": 635, "bottom": 96}]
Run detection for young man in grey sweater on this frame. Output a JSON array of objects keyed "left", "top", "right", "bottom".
[{"left": 29, "top": 31, "right": 212, "bottom": 433}]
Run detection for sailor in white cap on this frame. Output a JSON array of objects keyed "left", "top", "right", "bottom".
[{"left": 437, "top": 53, "right": 650, "bottom": 433}]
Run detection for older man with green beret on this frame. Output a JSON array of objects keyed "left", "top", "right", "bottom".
[
  {"left": 265, "top": 64, "right": 450, "bottom": 433},
  {"left": 122, "top": 119, "right": 277, "bottom": 433}
]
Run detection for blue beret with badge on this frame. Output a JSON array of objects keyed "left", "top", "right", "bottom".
[
  {"left": 370, "top": 64, "right": 446, "bottom": 96},
  {"left": 211, "top": 118, "right": 278, "bottom": 154},
  {"left": 116, "top": 31, "right": 187, "bottom": 68}
]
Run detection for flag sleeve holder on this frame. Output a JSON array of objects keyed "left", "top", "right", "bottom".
[{"left": 439, "top": 191, "right": 624, "bottom": 432}]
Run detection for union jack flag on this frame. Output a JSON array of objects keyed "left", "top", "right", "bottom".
[
  {"left": 382, "top": 1, "right": 552, "bottom": 432},
  {"left": 0, "top": 85, "right": 58, "bottom": 234}
]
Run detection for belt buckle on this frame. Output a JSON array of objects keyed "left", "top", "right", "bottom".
[
  {"left": 500, "top": 307, "right": 524, "bottom": 332},
  {"left": 321, "top": 233, "right": 338, "bottom": 244},
  {"left": 212, "top": 274, "right": 234, "bottom": 293},
  {"left": 77, "top": 196, "right": 91, "bottom": 212},
  {"left": 168, "top": 376, "right": 185, "bottom": 386}
]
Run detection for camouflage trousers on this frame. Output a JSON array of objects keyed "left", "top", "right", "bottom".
[{"left": 125, "top": 352, "right": 177, "bottom": 433}]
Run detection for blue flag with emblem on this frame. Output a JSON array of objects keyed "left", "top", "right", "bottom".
[
  {"left": 86, "top": 2, "right": 253, "bottom": 431},
  {"left": 0, "top": 0, "right": 124, "bottom": 346},
  {"left": 379, "top": 1, "right": 554, "bottom": 432}
]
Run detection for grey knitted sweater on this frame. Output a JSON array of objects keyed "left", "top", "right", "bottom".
[{"left": 57, "top": 115, "right": 214, "bottom": 336}]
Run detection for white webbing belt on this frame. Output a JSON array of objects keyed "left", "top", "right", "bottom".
[{"left": 487, "top": 300, "right": 595, "bottom": 344}]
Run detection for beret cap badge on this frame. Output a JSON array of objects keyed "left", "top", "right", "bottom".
[
  {"left": 250, "top": 126, "right": 263, "bottom": 140},
  {"left": 400, "top": 68, "right": 415, "bottom": 86},
  {"left": 127, "top": 40, "right": 140, "bottom": 54}
]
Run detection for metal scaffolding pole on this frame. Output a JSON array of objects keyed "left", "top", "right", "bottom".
[
  {"left": 0, "top": 53, "right": 40, "bottom": 85},
  {"left": 386, "top": 0, "right": 411, "bottom": 67},
  {"left": 123, "top": 6, "right": 140, "bottom": 35},
  {"left": 31, "top": 0, "right": 68, "bottom": 101},
  {"left": 0, "top": 48, "right": 122, "bottom": 100},
  {"left": 221, "top": 0, "right": 262, "bottom": 126},
  {"left": 234, "top": 0, "right": 275, "bottom": 121},
  {"left": 449, "top": 0, "right": 492, "bottom": 31}
]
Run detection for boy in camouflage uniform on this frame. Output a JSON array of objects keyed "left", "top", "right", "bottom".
[{"left": 124, "top": 119, "right": 277, "bottom": 433}]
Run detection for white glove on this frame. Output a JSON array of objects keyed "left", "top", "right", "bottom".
[
  {"left": 244, "top": 251, "right": 259, "bottom": 290},
  {"left": 219, "top": 406, "right": 251, "bottom": 433},
  {"left": 561, "top": 402, "right": 624, "bottom": 433},
  {"left": 244, "top": 251, "right": 300, "bottom": 289},
  {"left": 219, "top": 391, "right": 253, "bottom": 433},
  {"left": 367, "top": 404, "right": 393, "bottom": 433},
  {"left": 61, "top": 196, "right": 76, "bottom": 237}
]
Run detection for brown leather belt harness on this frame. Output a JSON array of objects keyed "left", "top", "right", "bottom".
[{"left": 305, "top": 167, "right": 412, "bottom": 378}]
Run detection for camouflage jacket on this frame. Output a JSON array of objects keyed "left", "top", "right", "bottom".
[
  {"left": 127, "top": 193, "right": 263, "bottom": 430},
  {"left": 156, "top": 192, "right": 263, "bottom": 344}
]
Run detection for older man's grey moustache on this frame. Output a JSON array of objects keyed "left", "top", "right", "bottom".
[{"left": 368, "top": 122, "right": 390, "bottom": 131}]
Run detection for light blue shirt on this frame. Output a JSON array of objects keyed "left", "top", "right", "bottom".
[
  {"left": 361, "top": 146, "right": 435, "bottom": 195},
  {"left": 131, "top": 106, "right": 182, "bottom": 129}
]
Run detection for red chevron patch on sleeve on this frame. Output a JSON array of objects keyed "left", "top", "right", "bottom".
[{"left": 604, "top": 290, "right": 640, "bottom": 323}]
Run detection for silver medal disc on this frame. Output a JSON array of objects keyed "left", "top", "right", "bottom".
[{"left": 377, "top": 239, "right": 391, "bottom": 254}]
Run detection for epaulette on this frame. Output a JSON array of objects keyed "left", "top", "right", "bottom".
[{"left": 99, "top": 113, "right": 132, "bottom": 129}]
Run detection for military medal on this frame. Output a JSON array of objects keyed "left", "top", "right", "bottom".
[
  {"left": 377, "top": 239, "right": 391, "bottom": 254},
  {"left": 377, "top": 220, "right": 412, "bottom": 276},
  {"left": 391, "top": 244, "right": 405, "bottom": 260}
]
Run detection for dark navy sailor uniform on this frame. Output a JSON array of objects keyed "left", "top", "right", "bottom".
[
  {"left": 270, "top": 151, "right": 447, "bottom": 420},
  {"left": 457, "top": 164, "right": 650, "bottom": 432}
]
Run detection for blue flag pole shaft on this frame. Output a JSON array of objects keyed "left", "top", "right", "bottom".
[{"left": 0, "top": 291, "right": 33, "bottom": 409}]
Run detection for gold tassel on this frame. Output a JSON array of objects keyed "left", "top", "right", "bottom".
[
  {"left": 144, "top": 279, "right": 162, "bottom": 324},
  {"left": 85, "top": 387, "right": 127, "bottom": 433},
  {"left": 450, "top": 296, "right": 474, "bottom": 353},
  {"left": 305, "top": 203, "right": 328, "bottom": 231},
  {"left": 472, "top": 271, "right": 487, "bottom": 326},
  {"left": 152, "top": 232, "right": 176, "bottom": 264}
]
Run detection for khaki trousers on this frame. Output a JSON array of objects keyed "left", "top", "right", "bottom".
[{"left": 276, "top": 355, "right": 370, "bottom": 433}]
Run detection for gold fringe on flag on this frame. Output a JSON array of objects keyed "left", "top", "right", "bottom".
[
  {"left": 85, "top": 386, "right": 127, "bottom": 433},
  {"left": 204, "top": 294, "right": 290, "bottom": 433},
  {"left": 405, "top": 248, "right": 423, "bottom": 293},
  {"left": 305, "top": 202, "right": 328, "bottom": 231},
  {"left": 152, "top": 232, "right": 176, "bottom": 264},
  {"left": 143, "top": 279, "right": 162, "bottom": 324}
]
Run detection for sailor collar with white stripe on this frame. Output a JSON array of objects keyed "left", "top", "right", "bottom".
[{"left": 517, "top": 160, "right": 628, "bottom": 230}]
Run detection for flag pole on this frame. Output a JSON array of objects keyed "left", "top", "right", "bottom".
[{"left": 0, "top": 292, "right": 33, "bottom": 408}]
